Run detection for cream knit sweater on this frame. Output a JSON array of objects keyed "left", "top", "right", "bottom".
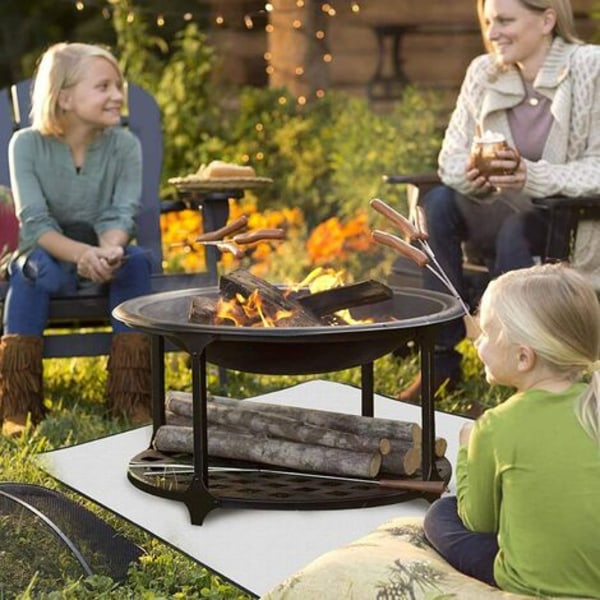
[{"left": 438, "top": 37, "right": 600, "bottom": 284}]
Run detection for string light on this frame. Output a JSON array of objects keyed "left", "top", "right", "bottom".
[{"left": 63, "top": 0, "right": 363, "bottom": 105}]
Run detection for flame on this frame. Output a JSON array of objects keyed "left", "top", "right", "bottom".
[
  {"left": 215, "top": 289, "right": 296, "bottom": 327},
  {"left": 213, "top": 268, "right": 373, "bottom": 327}
]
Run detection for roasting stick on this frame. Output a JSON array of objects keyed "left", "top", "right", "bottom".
[
  {"left": 371, "top": 229, "right": 473, "bottom": 324},
  {"left": 198, "top": 228, "right": 287, "bottom": 258},
  {"left": 129, "top": 462, "right": 447, "bottom": 494},
  {"left": 371, "top": 198, "right": 456, "bottom": 290},
  {"left": 370, "top": 198, "right": 475, "bottom": 322}
]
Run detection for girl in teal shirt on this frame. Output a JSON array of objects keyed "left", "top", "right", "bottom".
[
  {"left": 424, "top": 263, "right": 600, "bottom": 597},
  {"left": 0, "top": 43, "right": 153, "bottom": 436}
]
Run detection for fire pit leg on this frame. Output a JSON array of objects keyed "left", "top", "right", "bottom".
[
  {"left": 420, "top": 327, "right": 443, "bottom": 485},
  {"left": 360, "top": 362, "right": 374, "bottom": 417},
  {"left": 150, "top": 335, "right": 166, "bottom": 431},
  {"left": 183, "top": 350, "right": 221, "bottom": 524}
]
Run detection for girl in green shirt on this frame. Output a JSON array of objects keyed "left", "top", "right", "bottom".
[{"left": 424, "top": 263, "right": 600, "bottom": 597}]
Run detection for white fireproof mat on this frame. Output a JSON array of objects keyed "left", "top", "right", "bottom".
[{"left": 36, "top": 379, "right": 470, "bottom": 598}]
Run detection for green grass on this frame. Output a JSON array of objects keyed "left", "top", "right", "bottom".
[{"left": 0, "top": 343, "right": 506, "bottom": 598}]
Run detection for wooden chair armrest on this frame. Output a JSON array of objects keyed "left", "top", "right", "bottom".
[
  {"left": 160, "top": 198, "right": 188, "bottom": 213},
  {"left": 532, "top": 195, "right": 600, "bottom": 210},
  {"left": 383, "top": 173, "right": 441, "bottom": 186}
]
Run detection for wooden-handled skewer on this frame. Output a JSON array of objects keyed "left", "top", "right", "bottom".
[
  {"left": 195, "top": 215, "right": 249, "bottom": 242},
  {"left": 370, "top": 198, "right": 427, "bottom": 242},
  {"left": 232, "top": 228, "right": 286, "bottom": 245},
  {"left": 371, "top": 230, "right": 430, "bottom": 267}
]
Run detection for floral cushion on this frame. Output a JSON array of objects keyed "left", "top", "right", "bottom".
[{"left": 260, "top": 516, "right": 592, "bottom": 600}]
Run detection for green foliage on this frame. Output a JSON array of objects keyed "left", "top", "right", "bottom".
[
  {"left": 154, "top": 24, "right": 223, "bottom": 186},
  {"left": 219, "top": 87, "right": 445, "bottom": 229},
  {"left": 111, "top": 0, "right": 167, "bottom": 92},
  {"left": 325, "top": 88, "right": 444, "bottom": 220},
  {"left": 109, "top": 8, "right": 446, "bottom": 232}
]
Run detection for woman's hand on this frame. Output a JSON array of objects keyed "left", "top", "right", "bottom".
[
  {"left": 465, "top": 156, "right": 494, "bottom": 194},
  {"left": 488, "top": 149, "right": 526, "bottom": 191},
  {"left": 76, "top": 245, "right": 124, "bottom": 283}
]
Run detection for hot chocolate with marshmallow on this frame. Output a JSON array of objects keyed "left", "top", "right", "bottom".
[{"left": 470, "top": 130, "right": 517, "bottom": 177}]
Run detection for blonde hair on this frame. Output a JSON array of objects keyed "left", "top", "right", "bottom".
[
  {"left": 483, "top": 263, "right": 600, "bottom": 442},
  {"left": 477, "top": 0, "right": 583, "bottom": 55},
  {"left": 30, "top": 42, "right": 122, "bottom": 137}
]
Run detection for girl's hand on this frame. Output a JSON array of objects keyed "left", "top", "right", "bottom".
[
  {"left": 488, "top": 149, "right": 526, "bottom": 191},
  {"left": 459, "top": 422, "right": 474, "bottom": 446},
  {"left": 77, "top": 246, "right": 123, "bottom": 282}
]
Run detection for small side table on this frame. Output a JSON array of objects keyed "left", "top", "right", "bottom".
[
  {"left": 367, "top": 22, "right": 480, "bottom": 102},
  {"left": 168, "top": 177, "right": 273, "bottom": 285}
]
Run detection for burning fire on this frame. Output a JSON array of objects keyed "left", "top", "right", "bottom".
[
  {"left": 213, "top": 268, "right": 373, "bottom": 327},
  {"left": 215, "top": 289, "right": 295, "bottom": 328}
]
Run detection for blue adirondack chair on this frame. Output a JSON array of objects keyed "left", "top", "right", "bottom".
[{"left": 0, "top": 79, "right": 231, "bottom": 358}]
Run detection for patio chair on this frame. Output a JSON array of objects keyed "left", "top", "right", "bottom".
[
  {"left": 383, "top": 172, "right": 600, "bottom": 302},
  {"left": 0, "top": 79, "right": 231, "bottom": 358}
]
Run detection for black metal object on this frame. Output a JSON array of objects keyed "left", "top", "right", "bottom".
[
  {"left": 0, "top": 483, "right": 143, "bottom": 594},
  {"left": 128, "top": 454, "right": 452, "bottom": 510},
  {"left": 114, "top": 285, "right": 463, "bottom": 524}
]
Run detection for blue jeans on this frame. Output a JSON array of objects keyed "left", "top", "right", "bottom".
[
  {"left": 4, "top": 246, "right": 152, "bottom": 335},
  {"left": 423, "top": 495, "right": 498, "bottom": 587},
  {"left": 421, "top": 186, "right": 548, "bottom": 351}
]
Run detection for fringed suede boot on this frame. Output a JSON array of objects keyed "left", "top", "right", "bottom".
[
  {"left": 0, "top": 334, "right": 45, "bottom": 437},
  {"left": 107, "top": 332, "right": 152, "bottom": 425}
]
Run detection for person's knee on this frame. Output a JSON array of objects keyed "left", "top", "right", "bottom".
[
  {"left": 21, "top": 249, "right": 66, "bottom": 294},
  {"left": 421, "top": 186, "right": 456, "bottom": 215},
  {"left": 424, "top": 496, "right": 458, "bottom": 542},
  {"left": 421, "top": 186, "right": 462, "bottom": 237},
  {"left": 496, "top": 213, "right": 525, "bottom": 250},
  {"left": 114, "top": 246, "right": 152, "bottom": 287}
]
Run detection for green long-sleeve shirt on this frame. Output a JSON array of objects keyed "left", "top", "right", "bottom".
[
  {"left": 8, "top": 126, "right": 142, "bottom": 255},
  {"left": 456, "top": 383, "right": 600, "bottom": 597}
]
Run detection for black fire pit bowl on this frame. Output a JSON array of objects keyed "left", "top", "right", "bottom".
[{"left": 113, "top": 285, "right": 462, "bottom": 375}]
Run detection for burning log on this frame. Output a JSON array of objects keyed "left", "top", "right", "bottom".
[
  {"left": 153, "top": 424, "right": 383, "bottom": 479},
  {"left": 188, "top": 268, "right": 395, "bottom": 327},
  {"left": 293, "top": 279, "right": 393, "bottom": 317},
  {"left": 217, "top": 269, "right": 322, "bottom": 327},
  {"left": 166, "top": 390, "right": 421, "bottom": 444},
  {"left": 188, "top": 296, "right": 218, "bottom": 324}
]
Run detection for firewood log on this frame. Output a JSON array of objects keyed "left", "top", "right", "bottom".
[
  {"left": 165, "top": 401, "right": 390, "bottom": 455},
  {"left": 166, "top": 390, "right": 421, "bottom": 444},
  {"left": 380, "top": 444, "right": 421, "bottom": 476},
  {"left": 153, "top": 424, "right": 382, "bottom": 479}
]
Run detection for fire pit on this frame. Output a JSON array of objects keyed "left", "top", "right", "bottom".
[{"left": 114, "top": 282, "right": 462, "bottom": 524}]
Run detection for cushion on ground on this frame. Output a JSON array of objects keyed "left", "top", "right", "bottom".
[{"left": 260, "top": 516, "right": 593, "bottom": 600}]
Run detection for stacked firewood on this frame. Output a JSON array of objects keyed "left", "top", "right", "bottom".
[{"left": 152, "top": 391, "right": 448, "bottom": 480}]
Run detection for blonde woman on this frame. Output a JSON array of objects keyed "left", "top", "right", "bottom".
[
  {"left": 399, "top": 0, "right": 600, "bottom": 402},
  {"left": 424, "top": 263, "right": 600, "bottom": 596},
  {"left": 1, "top": 43, "right": 153, "bottom": 435}
]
